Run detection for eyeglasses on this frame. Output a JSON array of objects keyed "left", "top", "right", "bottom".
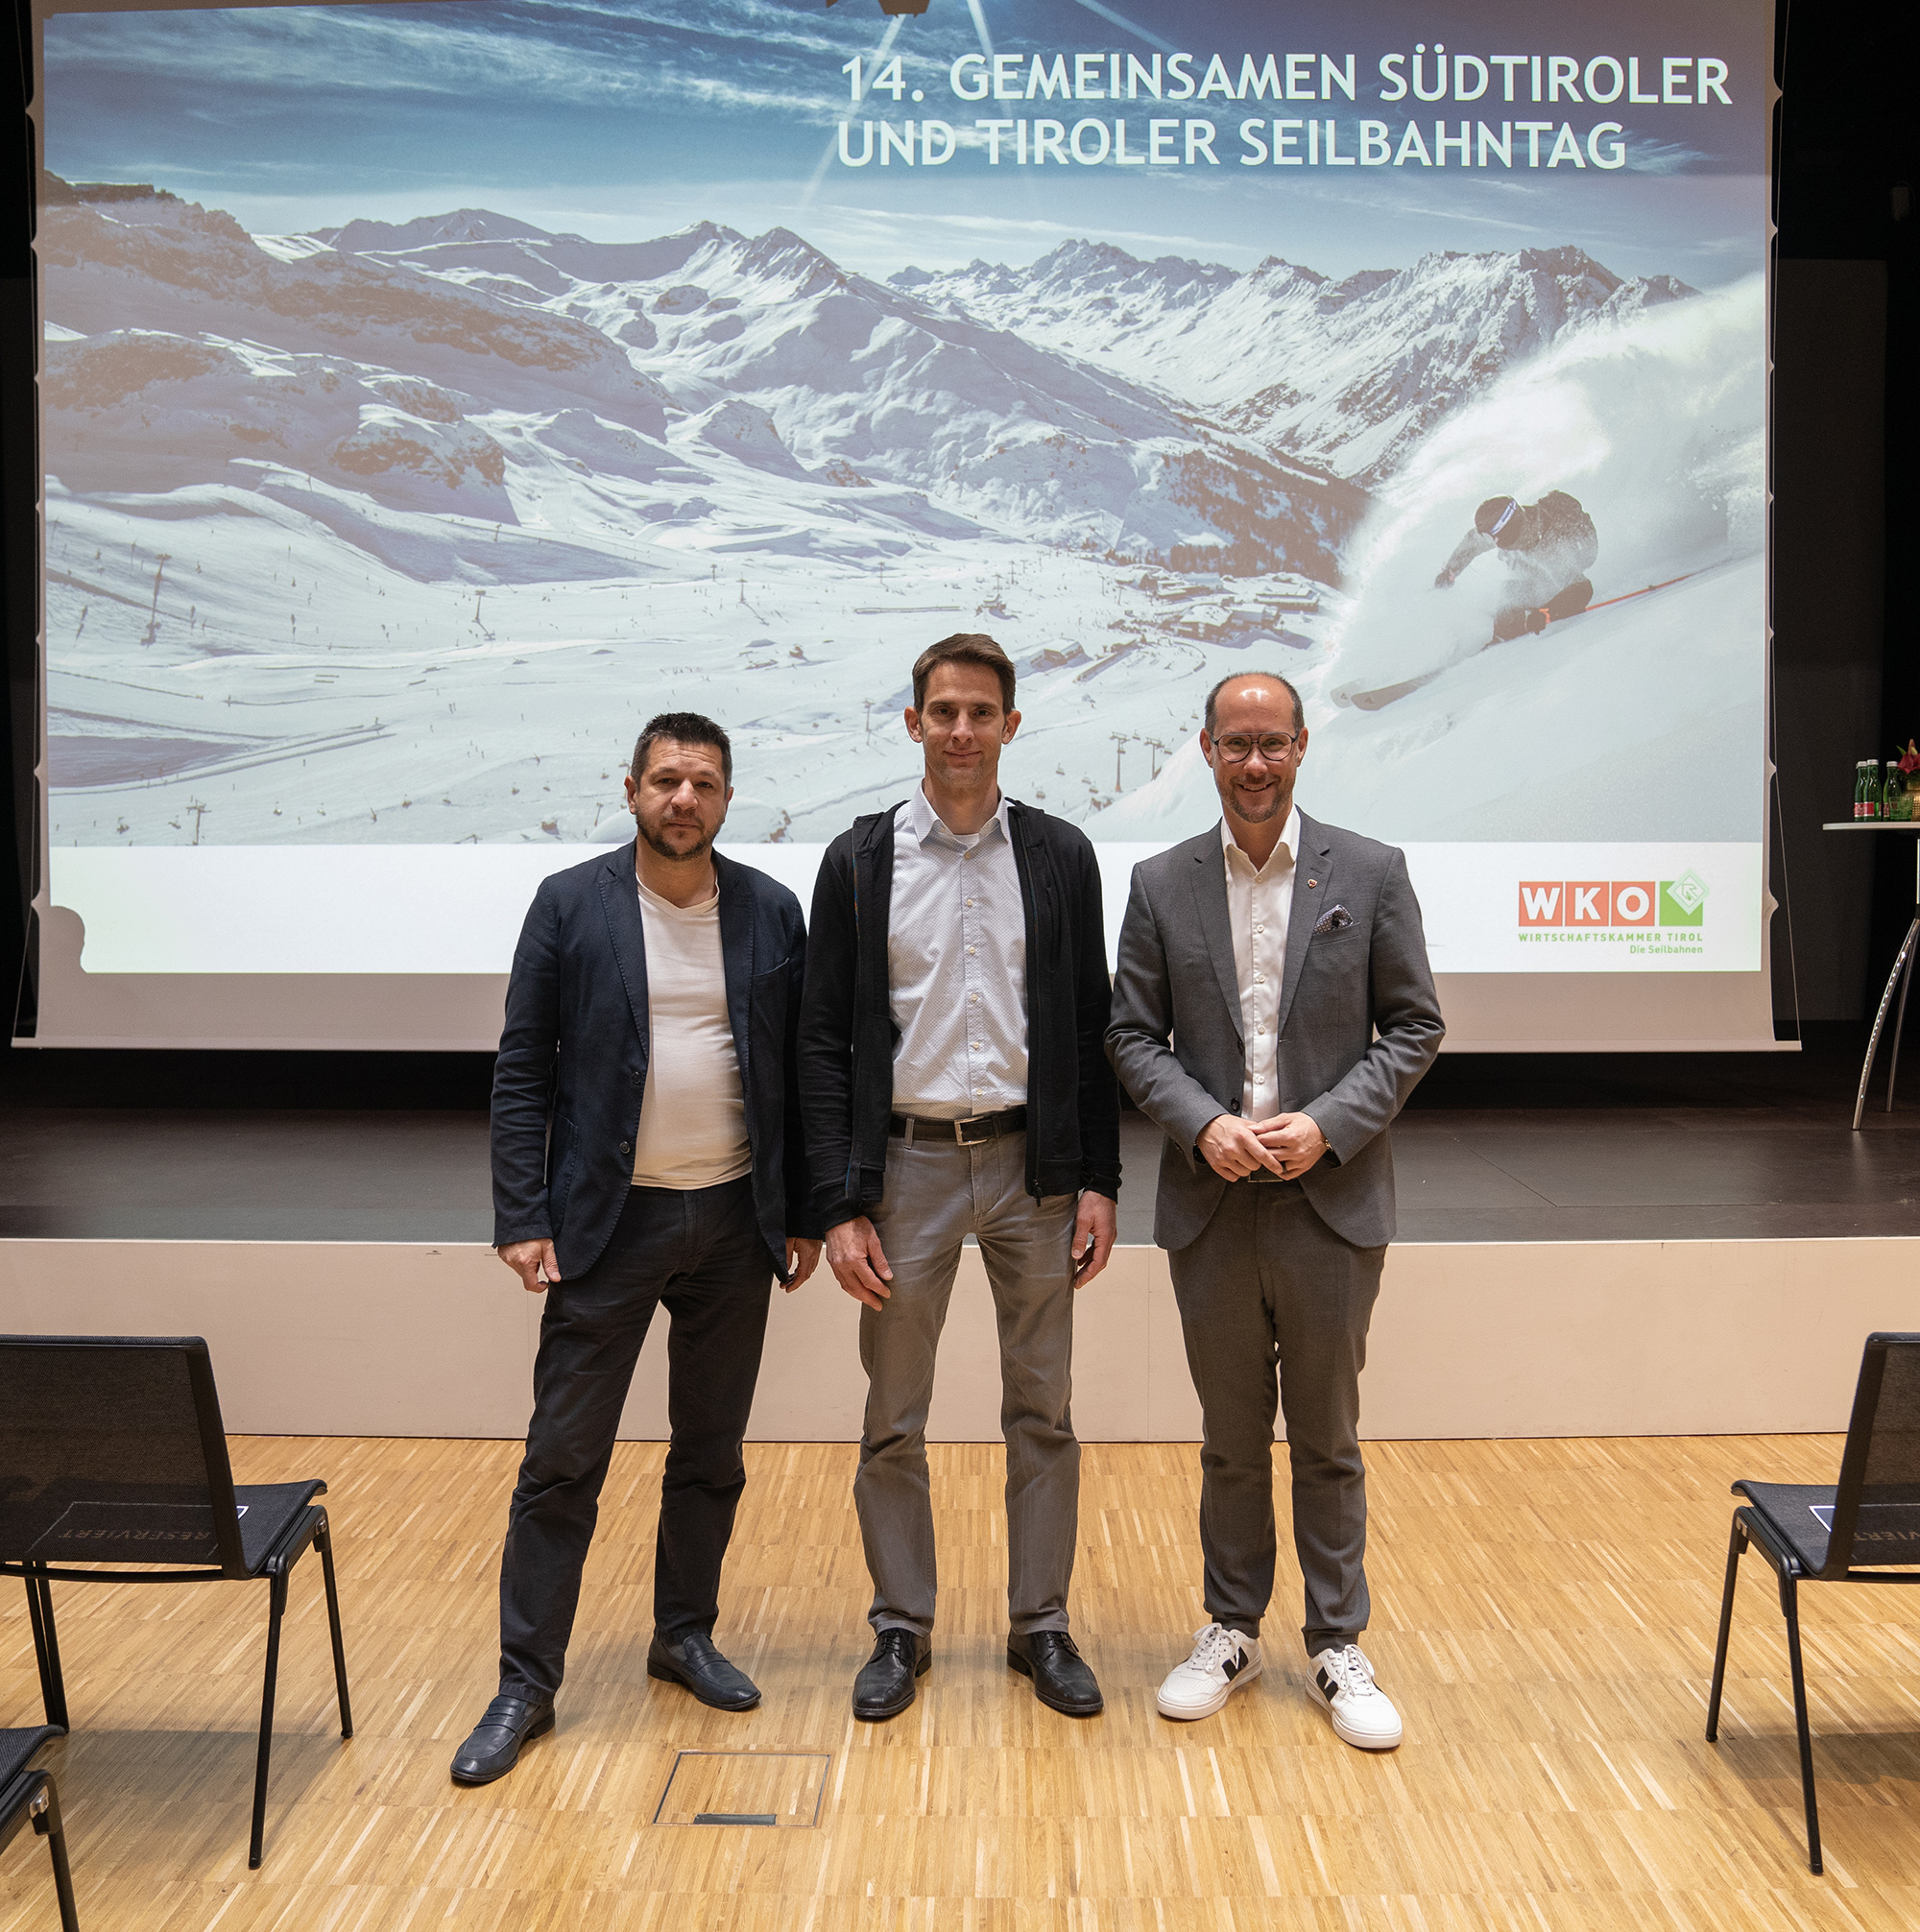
[{"left": 1212, "top": 732, "right": 1300, "bottom": 764}]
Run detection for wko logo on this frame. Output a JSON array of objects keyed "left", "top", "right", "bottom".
[{"left": 1518, "top": 870, "right": 1709, "bottom": 929}]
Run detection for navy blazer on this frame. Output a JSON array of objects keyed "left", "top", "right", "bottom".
[{"left": 491, "top": 841, "right": 817, "bottom": 1280}]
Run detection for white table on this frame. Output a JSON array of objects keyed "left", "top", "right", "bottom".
[{"left": 1821, "top": 822, "right": 1920, "bottom": 1128}]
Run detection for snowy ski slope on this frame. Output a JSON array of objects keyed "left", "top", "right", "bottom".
[{"left": 41, "top": 181, "right": 1763, "bottom": 855}]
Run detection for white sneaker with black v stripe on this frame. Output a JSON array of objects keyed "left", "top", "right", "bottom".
[
  {"left": 1155, "top": 1623, "right": 1262, "bottom": 1720},
  {"left": 1308, "top": 1643, "right": 1403, "bottom": 1749}
]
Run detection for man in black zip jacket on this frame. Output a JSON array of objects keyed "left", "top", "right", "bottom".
[{"left": 800, "top": 632, "right": 1121, "bottom": 1723}]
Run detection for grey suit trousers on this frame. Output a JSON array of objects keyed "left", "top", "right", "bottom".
[
  {"left": 856, "top": 1130, "right": 1081, "bottom": 1638},
  {"left": 1170, "top": 1178, "right": 1382, "bottom": 1657}
]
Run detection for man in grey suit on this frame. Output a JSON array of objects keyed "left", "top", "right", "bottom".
[{"left": 1107, "top": 671, "right": 1443, "bottom": 1748}]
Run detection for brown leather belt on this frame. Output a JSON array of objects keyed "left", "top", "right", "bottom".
[{"left": 889, "top": 1107, "right": 1027, "bottom": 1147}]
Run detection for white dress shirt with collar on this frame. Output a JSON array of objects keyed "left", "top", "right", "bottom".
[
  {"left": 887, "top": 784, "right": 1029, "bottom": 1120},
  {"left": 1222, "top": 805, "right": 1301, "bottom": 1122}
]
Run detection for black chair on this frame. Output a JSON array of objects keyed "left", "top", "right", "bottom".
[
  {"left": 0, "top": 1336, "right": 352, "bottom": 1870},
  {"left": 0, "top": 1728, "right": 79, "bottom": 1930},
  {"left": 1706, "top": 1330, "right": 1920, "bottom": 1874}
]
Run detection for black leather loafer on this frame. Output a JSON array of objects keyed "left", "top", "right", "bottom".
[
  {"left": 1008, "top": 1631, "right": 1104, "bottom": 1717},
  {"left": 852, "top": 1628, "right": 931, "bottom": 1721},
  {"left": 449, "top": 1693, "right": 555, "bottom": 1784},
  {"left": 646, "top": 1631, "right": 762, "bottom": 1711}
]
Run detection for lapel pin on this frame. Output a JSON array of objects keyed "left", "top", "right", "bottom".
[{"left": 1308, "top": 879, "right": 1318, "bottom": 889}]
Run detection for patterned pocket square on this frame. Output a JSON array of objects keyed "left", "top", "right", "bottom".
[{"left": 1311, "top": 904, "right": 1356, "bottom": 935}]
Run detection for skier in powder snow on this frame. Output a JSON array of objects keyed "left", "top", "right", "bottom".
[{"left": 1433, "top": 492, "right": 1598, "bottom": 642}]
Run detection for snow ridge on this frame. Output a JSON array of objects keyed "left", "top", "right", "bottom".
[{"left": 897, "top": 239, "right": 1698, "bottom": 484}]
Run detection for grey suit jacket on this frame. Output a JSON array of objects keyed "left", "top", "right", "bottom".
[{"left": 1106, "top": 812, "right": 1444, "bottom": 1252}]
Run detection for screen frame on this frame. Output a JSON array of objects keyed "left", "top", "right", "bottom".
[{"left": 13, "top": 0, "right": 1791, "bottom": 1052}]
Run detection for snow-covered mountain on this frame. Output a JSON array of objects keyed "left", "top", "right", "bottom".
[
  {"left": 317, "top": 211, "right": 1358, "bottom": 578},
  {"left": 37, "top": 176, "right": 1754, "bottom": 859},
  {"left": 41, "top": 180, "right": 1356, "bottom": 582},
  {"left": 39, "top": 183, "right": 676, "bottom": 539},
  {"left": 895, "top": 240, "right": 1696, "bottom": 485}
]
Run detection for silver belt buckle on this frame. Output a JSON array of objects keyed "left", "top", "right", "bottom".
[{"left": 953, "top": 1112, "right": 993, "bottom": 1146}]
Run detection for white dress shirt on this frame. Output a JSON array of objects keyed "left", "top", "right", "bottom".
[
  {"left": 1222, "top": 806, "right": 1300, "bottom": 1121},
  {"left": 887, "top": 785, "right": 1028, "bottom": 1119},
  {"left": 630, "top": 874, "right": 753, "bottom": 1189}
]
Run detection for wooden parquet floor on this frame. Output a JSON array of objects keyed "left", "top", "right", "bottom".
[{"left": 4, "top": 1434, "right": 1919, "bottom": 1931}]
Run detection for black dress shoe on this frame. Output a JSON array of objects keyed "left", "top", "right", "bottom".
[
  {"left": 646, "top": 1631, "right": 762, "bottom": 1711},
  {"left": 449, "top": 1693, "right": 555, "bottom": 1784},
  {"left": 852, "top": 1628, "right": 931, "bottom": 1722},
  {"left": 1007, "top": 1631, "right": 1104, "bottom": 1717}
]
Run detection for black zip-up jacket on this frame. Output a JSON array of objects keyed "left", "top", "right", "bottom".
[{"left": 798, "top": 798, "right": 1121, "bottom": 1230}]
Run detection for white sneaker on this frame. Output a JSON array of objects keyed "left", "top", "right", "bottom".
[
  {"left": 1156, "top": 1623, "right": 1263, "bottom": 1721},
  {"left": 1308, "top": 1644, "right": 1402, "bottom": 1749}
]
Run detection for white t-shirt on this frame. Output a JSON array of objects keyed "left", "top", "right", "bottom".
[{"left": 631, "top": 876, "right": 753, "bottom": 1190}]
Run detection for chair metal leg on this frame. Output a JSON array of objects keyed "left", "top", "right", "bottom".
[
  {"left": 1886, "top": 934, "right": 1916, "bottom": 1113},
  {"left": 24, "top": 1566, "right": 70, "bottom": 1732},
  {"left": 250, "top": 1571, "right": 288, "bottom": 1871},
  {"left": 315, "top": 1516, "right": 353, "bottom": 1740},
  {"left": 1706, "top": 1515, "right": 1746, "bottom": 1742},
  {"left": 29, "top": 1775, "right": 82, "bottom": 1932},
  {"left": 1778, "top": 1568, "right": 1823, "bottom": 1875},
  {"left": 1855, "top": 913, "right": 1920, "bottom": 1129}
]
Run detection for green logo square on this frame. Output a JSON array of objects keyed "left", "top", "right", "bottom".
[{"left": 1659, "top": 871, "right": 1707, "bottom": 926}]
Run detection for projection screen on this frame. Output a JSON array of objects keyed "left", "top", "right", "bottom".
[{"left": 24, "top": 0, "right": 1777, "bottom": 1048}]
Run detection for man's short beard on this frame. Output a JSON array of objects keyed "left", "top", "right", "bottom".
[
  {"left": 637, "top": 818, "right": 715, "bottom": 863},
  {"left": 1229, "top": 786, "right": 1284, "bottom": 824}
]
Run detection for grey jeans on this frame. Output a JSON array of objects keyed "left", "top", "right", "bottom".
[
  {"left": 1168, "top": 1178, "right": 1384, "bottom": 1657},
  {"left": 855, "top": 1130, "right": 1081, "bottom": 1637}
]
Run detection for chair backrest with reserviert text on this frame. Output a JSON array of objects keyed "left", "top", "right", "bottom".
[
  {"left": 1820, "top": 1332, "right": 1920, "bottom": 1577},
  {"left": 0, "top": 1336, "right": 249, "bottom": 1579}
]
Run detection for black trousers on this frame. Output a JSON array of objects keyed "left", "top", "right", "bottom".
[{"left": 496, "top": 1176, "right": 774, "bottom": 1701}]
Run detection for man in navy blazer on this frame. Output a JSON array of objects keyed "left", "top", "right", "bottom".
[{"left": 452, "top": 710, "right": 822, "bottom": 1785}]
